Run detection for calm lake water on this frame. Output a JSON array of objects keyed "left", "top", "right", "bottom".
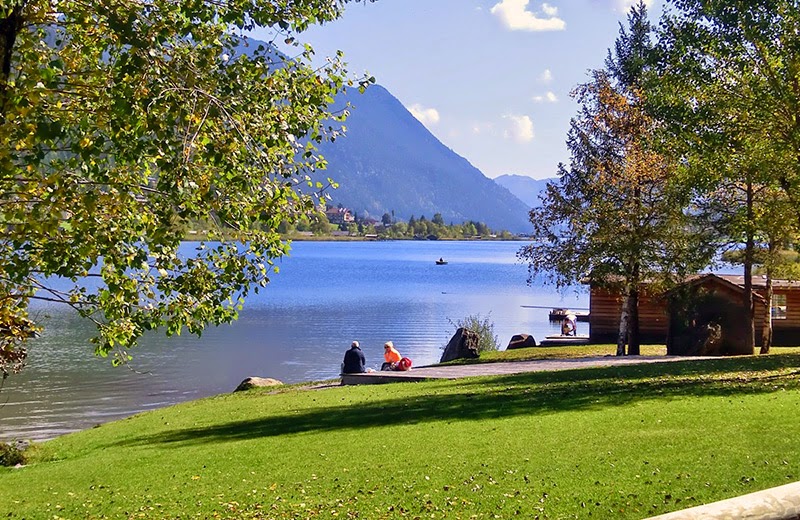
[{"left": 1, "top": 240, "right": 588, "bottom": 442}]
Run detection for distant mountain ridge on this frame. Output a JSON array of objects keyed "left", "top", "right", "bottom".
[
  {"left": 317, "top": 85, "right": 533, "bottom": 233},
  {"left": 493, "top": 174, "right": 555, "bottom": 208}
]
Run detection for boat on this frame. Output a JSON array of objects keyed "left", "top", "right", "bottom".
[
  {"left": 548, "top": 308, "right": 589, "bottom": 322},
  {"left": 435, "top": 258, "right": 448, "bottom": 265}
]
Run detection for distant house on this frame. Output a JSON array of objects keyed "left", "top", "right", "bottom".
[
  {"left": 588, "top": 274, "right": 800, "bottom": 348},
  {"left": 325, "top": 207, "right": 355, "bottom": 225}
]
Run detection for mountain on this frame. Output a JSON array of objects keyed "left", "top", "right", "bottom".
[
  {"left": 316, "top": 85, "right": 532, "bottom": 233},
  {"left": 493, "top": 174, "right": 555, "bottom": 208}
]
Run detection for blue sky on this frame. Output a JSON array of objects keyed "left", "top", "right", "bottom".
[{"left": 254, "top": 0, "right": 665, "bottom": 180}]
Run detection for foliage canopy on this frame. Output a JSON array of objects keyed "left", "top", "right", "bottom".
[{"left": 0, "top": 0, "right": 373, "bottom": 375}]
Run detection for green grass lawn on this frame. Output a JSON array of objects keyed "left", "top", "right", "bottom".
[
  {"left": 456, "top": 344, "right": 669, "bottom": 363},
  {"left": 3, "top": 352, "right": 800, "bottom": 519}
]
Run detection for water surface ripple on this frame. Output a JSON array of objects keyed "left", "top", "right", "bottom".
[{"left": 0, "top": 241, "right": 587, "bottom": 441}]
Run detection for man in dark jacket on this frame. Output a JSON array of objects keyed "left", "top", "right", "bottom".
[{"left": 342, "top": 340, "right": 366, "bottom": 374}]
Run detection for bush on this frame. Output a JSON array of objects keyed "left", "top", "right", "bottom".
[
  {"left": 449, "top": 313, "right": 499, "bottom": 354},
  {"left": 0, "top": 442, "right": 25, "bottom": 467}
]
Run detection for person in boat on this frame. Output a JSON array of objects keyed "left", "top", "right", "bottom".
[
  {"left": 381, "top": 341, "right": 402, "bottom": 370},
  {"left": 561, "top": 317, "right": 576, "bottom": 336},
  {"left": 342, "top": 340, "right": 367, "bottom": 374}
]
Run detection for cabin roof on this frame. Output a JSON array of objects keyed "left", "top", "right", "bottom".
[
  {"left": 663, "top": 273, "right": 767, "bottom": 303},
  {"left": 714, "top": 274, "right": 800, "bottom": 290},
  {"left": 587, "top": 273, "right": 800, "bottom": 291}
]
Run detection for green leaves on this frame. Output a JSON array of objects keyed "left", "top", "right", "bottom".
[
  {"left": 0, "top": 0, "right": 372, "bottom": 371},
  {"left": 652, "top": 0, "right": 800, "bottom": 280}
]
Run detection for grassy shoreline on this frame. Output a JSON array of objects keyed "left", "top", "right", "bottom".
[{"left": 3, "top": 348, "right": 800, "bottom": 519}]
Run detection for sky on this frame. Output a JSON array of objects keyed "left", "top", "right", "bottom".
[{"left": 253, "top": 0, "right": 666, "bottom": 180}]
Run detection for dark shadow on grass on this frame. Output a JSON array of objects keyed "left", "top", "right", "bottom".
[{"left": 113, "top": 354, "right": 800, "bottom": 448}]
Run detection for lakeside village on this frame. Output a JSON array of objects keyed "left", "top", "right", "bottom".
[
  {"left": 189, "top": 205, "right": 521, "bottom": 241},
  {"left": 292, "top": 206, "right": 519, "bottom": 240}
]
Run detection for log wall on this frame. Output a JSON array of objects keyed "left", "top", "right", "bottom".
[
  {"left": 589, "top": 286, "right": 669, "bottom": 343},
  {"left": 759, "top": 289, "right": 800, "bottom": 345}
]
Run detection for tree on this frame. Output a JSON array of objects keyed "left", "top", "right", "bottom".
[
  {"left": 388, "top": 221, "right": 406, "bottom": 237},
  {"left": 462, "top": 222, "right": 477, "bottom": 237},
  {"left": 749, "top": 186, "right": 798, "bottom": 352},
  {"left": 0, "top": 0, "right": 374, "bottom": 377},
  {"left": 689, "top": 175, "right": 798, "bottom": 354},
  {"left": 651, "top": 0, "right": 800, "bottom": 354},
  {"left": 310, "top": 211, "right": 332, "bottom": 235},
  {"left": 520, "top": 1, "right": 708, "bottom": 355},
  {"left": 277, "top": 220, "right": 294, "bottom": 235},
  {"left": 381, "top": 212, "right": 392, "bottom": 226}
]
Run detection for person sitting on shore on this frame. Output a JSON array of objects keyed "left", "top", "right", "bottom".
[
  {"left": 381, "top": 341, "right": 402, "bottom": 371},
  {"left": 342, "top": 340, "right": 367, "bottom": 374},
  {"left": 561, "top": 317, "right": 576, "bottom": 336}
]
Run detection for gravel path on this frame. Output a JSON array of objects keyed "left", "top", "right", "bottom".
[{"left": 340, "top": 355, "right": 712, "bottom": 385}]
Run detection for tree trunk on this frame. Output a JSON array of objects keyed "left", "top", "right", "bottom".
[
  {"left": 616, "top": 288, "right": 630, "bottom": 356},
  {"left": 0, "top": 4, "right": 24, "bottom": 113},
  {"left": 761, "top": 271, "right": 773, "bottom": 354},
  {"left": 627, "top": 264, "right": 641, "bottom": 355},
  {"left": 743, "top": 181, "right": 755, "bottom": 354}
]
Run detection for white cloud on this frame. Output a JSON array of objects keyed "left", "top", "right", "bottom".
[
  {"left": 542, "top": 3, "right": 558, "bottom": 16},
  {"left": 503, "top": 114, "right": 535, "bottom": 142},
  {"left": 539, "top": 69, "right": 553, "bottom": 83},
  {"left": 532, "top": 91, "right": 558, "bottom": 103},
  {"left": 471, "top": 122, "right": 496, "bottom": 135},
  {"left": 408, "top": 104, "right": 440, "bottom": 126},
  {"left": 490, "top": 0, "right": 566, "bottom": 32}
]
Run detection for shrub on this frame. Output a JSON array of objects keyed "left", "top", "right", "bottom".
[
  {"left": 0, "top": 442, "right": 25, "bottom": 467},
  {"left": 449, "top": 313, "right": 499, "bottom": 354}
]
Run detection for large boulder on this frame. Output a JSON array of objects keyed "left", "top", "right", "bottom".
[
  {"left": 234, "top": 377, "right": 284, "bottom": 392},
  {"left": 507, "top": 334, "right": 537, "bottom": 350},
  {"left": 440, "top": 328, "right": 480, "bottom": 363}
]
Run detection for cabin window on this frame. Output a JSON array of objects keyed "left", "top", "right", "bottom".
[{"left": 772, "top": 294, "right": 787, "bottom": 320}]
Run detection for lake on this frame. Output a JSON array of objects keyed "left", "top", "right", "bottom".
[{"left": 0, "top": 240, "right": 588, "bottom": 442}]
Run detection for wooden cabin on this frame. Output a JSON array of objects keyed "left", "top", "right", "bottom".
[
  {"left": 589, "top": 283, "right": 669, "bottom": 343},
  {"left": 588, "top": 274, "right": 800, "bottom": 347}
]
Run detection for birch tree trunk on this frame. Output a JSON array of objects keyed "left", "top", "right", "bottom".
[
  {"left": 743, "top": 180, "right": 756, "bottom": 354},
  {"left": 628, "top": 263, "right": 641, "bottom": 355},
  {"left": 616, "top": 288, "right": 630, "bottom": 356}
]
